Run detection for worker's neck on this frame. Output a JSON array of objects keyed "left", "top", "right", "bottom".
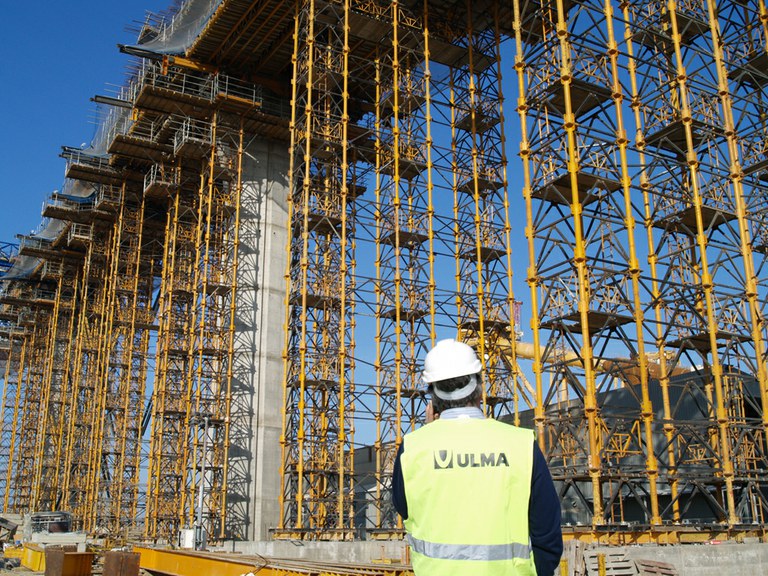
[{"left": 439, "top": 406, "right": 484, "bottom": 419}]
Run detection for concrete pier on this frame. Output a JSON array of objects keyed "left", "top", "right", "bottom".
[{"left": 230, "top": 138, "right": 290, "bottom": 541}]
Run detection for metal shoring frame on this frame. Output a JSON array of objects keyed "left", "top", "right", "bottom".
[
  {"left": 448, "top": 0, "right": 514, "bottom": 419},
  {"left": 9, "top": 327, "right": 32, "bottom": 513},
  {"left": 490, "top": 2, "right": 520, "bottom": 418},
  {"left": 182, "top": 118, "right": 217, "bottom": 536},
  {"left": 111, "top": 195, "right": 150, "bottom": 539},
  {"left": 491, "top": 2, "right": 524, "bottom": 426},
  {"left": 336, "top": 0, "right": 353, "bottom": 536},
  {"left": 85, "top": 225, "right": 118, "bottom": 532},
  {"left": 280, "top": 0, "right": 356, "bottom": 537},
  {"left": 517, "top": 0, "right": 594, "bottom": 525},
  {"left": 373, "top": 0, "right": 432, "bottom": 536},
  {"left": 373, "top": 53, "right": 386, "bottom": 534},
  {"left": 60, "top": 258, "right": 92, "bottom": 525},
  {"left": 624, "top": 0, "right": 743, "bottom": 526},
  {"left": 422, "top": 0, "right": 437, "bottom": 354},
  {"left": 277, "top": 0, "right": 303, "bottom": 534},
  {"left": 146, "top": 186, "right": 186, "bottom": 539},
  {"left": 553, "top": 0, "right": 604, "bottom": 527},
  {"left": 46, "top": 268, "right": 76, "bottom": 512},
  {"left": 14, "top": 315, "right": 47, "bottom": 514},
  {"left": 30, "top": 277, "right": 63, "bottom": 511},
  {"left": 131, "top": 220, "right": 156, "bottom": 536},
  {"left": 666, "top": 0, "right": 737, "bottom": 524},
  {"left": 178, "top": 157, "right": 203, "bottom": 532},
  {"left": 704, "top": 0, "right": 768, "bottom": 520},
  {"left": 516, "top": 0, "right": 652, "bottom": 529},
  {"left": 190, "top": 113, "right": 239, "bottom": 542},
  {"left": 601, "top": 0, "right": 661, "bottom": 527},
  {"left": 0, "top": 330, "right": 13, "bottom": 507},
  {"left": 622, "top": 0, "right": 684, "bottom": 525},
  {"left": 219, "top": 121, "right": 245, "bottom": 539},
  {"left": 511, "top": 0, "right": 548, "bottom": 449},
  {"left": 49, "top": 265, "right": 79, "bottom": 516},
  {"left": 292, "top": 0, "right": 314, "bottom": 533},
  {"left": 88, "top": 202, "right": 125, "bottom": 532},
  {"left": 0, "top": 333, "right": 22, "bottom": 512}
]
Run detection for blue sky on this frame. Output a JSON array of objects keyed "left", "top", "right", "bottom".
[
  {"left": 0, "top": 1, "right": 539, "bottom": 371},
  {"left": 0, "top": 1, "right": 172, "bottom": 243}
]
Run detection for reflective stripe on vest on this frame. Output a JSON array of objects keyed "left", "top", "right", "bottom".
[{"left": 407, "top": 534, "right": 532, "bottom": 562}]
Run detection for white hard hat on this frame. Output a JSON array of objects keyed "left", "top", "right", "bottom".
[{"left": 422, "top": 339, "right": 482, "bottom": 386}]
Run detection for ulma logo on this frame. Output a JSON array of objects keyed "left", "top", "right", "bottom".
[
  {"left": 433, "top": 450, "right": 509, "bottom": 469},
  {"left": 434, "top": 450, "right": 454, "bottom": 469}
]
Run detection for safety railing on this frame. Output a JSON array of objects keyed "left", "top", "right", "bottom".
[
  {"left": 18, "top": 235, "right": 52, "bottom": 254},
  {"left": 95, "top": 185, "right": 123, "bottom": 209},
  {"left": 130, "top": 60, "right": 281, "bottom": 117},
  {"left": 68, "top": 223, "right": 93, "bottom": 246},
  {"left": 41, "top": 260, "right": 64, "bottom": 279},
  {"left": 43, "top": 196, "right": 94, "bottom": 214},
  {"left": 144, "top": 163, "right": 180, "bottom": 197},
  {"left": 173, "top": 118, "right": 213, "bottom": 157}
]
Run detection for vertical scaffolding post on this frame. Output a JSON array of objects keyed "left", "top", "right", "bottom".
[{"left": 280, "top": 0, "right": 356, "bottom": 539}]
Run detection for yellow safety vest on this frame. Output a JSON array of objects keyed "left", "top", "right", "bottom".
[{"left": 400, "top": 417, "right": 537, "bottom": 576}]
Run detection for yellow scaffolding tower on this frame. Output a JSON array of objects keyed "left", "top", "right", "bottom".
[{"left": 0, "top": 0, "right": 767, "bottom": 545}]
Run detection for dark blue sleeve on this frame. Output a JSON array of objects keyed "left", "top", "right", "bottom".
[
  {"left": 392, "top": 443, "right": 408, "bottom": 520},
  {"left": 529, "top": 441, "right": 563, "bottom": 576}
]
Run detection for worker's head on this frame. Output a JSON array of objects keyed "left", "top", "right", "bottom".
[{"left": 422, "top": 339, "right": 483, "bottom": 413}]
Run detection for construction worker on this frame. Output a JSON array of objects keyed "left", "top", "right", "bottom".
[{"left": 392, "top": 339, "right": 563, "bottom": 576}]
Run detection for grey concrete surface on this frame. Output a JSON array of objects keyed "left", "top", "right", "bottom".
[
  {"left": 226, "top": 539, "right": 409, "bottom": 564},
  {"left": 598, "top": 542, "right": 768, "bottom": 576},
  {"left": 230, "top": 139, "right": 290, "bottom": 541},
  {"left": 217, "top": 539, "right": 768, "bottom": 576}
]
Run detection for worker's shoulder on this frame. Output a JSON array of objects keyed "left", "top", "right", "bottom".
[{"left": 486, "top": 418, "right": 536, "bottom": 439}]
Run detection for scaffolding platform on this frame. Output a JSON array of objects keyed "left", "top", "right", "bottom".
[
  {"left": 458, "top": 244, "right": 506, "bottom": 262},
  {"left": 743, "top": 156, "right": 768, "bottom": 182},
  {"left": 652, "top": 205, "right": 737, "bottom": 234},
  {"left": 643, "top": 118, "right": 721, "bottom": 153},
  {"left": 379, "top": 306, "right": 428, "bottom": 320},
  {"left": 380, "top": 228, "right": 428, "bottom": 248},
  {"left": 65, "top": 155, "right": 123, "bottom": 186},
  {"left": 541, "top": 311, "right": 634, "bottom": 333},
  {"left": 291, "top": 293, "right": 342, "bottom": 309},
  {"left": 134, "top": 82, "right": 212, "bottom": 119},
  {"left": 457, "top": 172, "right": 504, "bottom": 196},
  {"left": 455, "top": 103, "right": 501, "bottom": 133},
  {"left": 515, "top": 0, "right": 574, "bottom": 42},
  {"left": 728, "top": 51, "right": 768, "bottom": 87},
  {"left": 633, "top": 12, "right": 709, "bottom": 50},
  {"left": 42, "top": 197, "right": 114, "bottom": 225},
  {"left": 380, "top": 90, "right": 425, "bottom": 118},
  {"left": 544, "top": 77, "right": 613, "bottom": 117},
  {"left": 531, "top": 172, "right": 621, "bottom": 206},
  {"left": 666, "top": 330, "right": 751, "bottom": 352},
  {"left": 109, "top": 132, "right": 173, "bottom": 163}
]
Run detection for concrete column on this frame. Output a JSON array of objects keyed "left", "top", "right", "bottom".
[{"left": 228, "top": 138, "right": 289, "bottom": 541}]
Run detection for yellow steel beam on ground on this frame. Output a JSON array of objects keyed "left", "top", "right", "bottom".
[
  {"left": 135, "top": 547, "right": 414, "bottom": 576},
  {"left": 563, "top": 525, "right": 768, "bottom": 545}
]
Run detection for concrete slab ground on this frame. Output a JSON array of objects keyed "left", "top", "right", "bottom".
[
  {"left": 219, "top": 539, "right": 768, "bottom": 576},
  {"left": 615, "top": 542, "right": 768, "bottom": 576}
]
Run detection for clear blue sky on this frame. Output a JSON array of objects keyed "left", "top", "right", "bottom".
[
  {"left": 0, "top": 1, "right": 537, "bottom": 345},
  {"left": 0, "top": 1, "right": 172, "bottom": 243}
]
